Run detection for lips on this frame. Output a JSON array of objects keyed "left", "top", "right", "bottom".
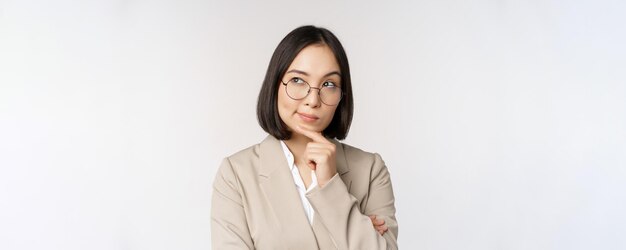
[{"left": 297, "top": 112, "right": 319, "bottom": 122}]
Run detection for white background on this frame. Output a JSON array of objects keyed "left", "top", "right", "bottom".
[{"left": 1, "top": 0, "right": 625, "bottom": 249}]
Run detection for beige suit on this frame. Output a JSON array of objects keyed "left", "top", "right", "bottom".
[{"left": 211, "top": 135, "right": 398, "bottom": 249}]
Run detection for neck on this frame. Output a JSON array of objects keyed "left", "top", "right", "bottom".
[
  {"left": 283, "top": 133, "right": 314, "bottom": 165},
  {"left": 285, "top": 132, "right": 313, "bottom": 145}
]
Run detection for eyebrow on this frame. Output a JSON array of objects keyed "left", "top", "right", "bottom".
[{"left": 286, "top": 69, "right": 341, "bottom": 78}]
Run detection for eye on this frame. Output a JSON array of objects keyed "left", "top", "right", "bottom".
[
  {"left": 291, "top": 77, "right": 306, "bottom": 84},
  {"left": 322, "top": 81, "right": 338, "bottom": 88}
]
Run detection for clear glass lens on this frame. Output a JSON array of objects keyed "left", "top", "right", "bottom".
[
  {"left": 319, "top": 86, "right": 341, "bottom": 105},
  {"left": 285, "top": 78, "right": 342, "bottom": 106},
  {"left": 285, "top": 79, "right": 310, "bottom": 99}
]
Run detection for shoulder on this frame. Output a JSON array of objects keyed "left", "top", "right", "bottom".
[
  {"left": 338, "top": 141, "right": 377, "bottom": 157},
  {"left": 226, "top": 143, "right": 262, "bottom": 164},
  {"left": 216, "top": 142, "right": 262, "bottom": 178},
  {"left": 335, "top": 140, "right": 386, "bottom": 172},
  {"left": 218, "top": 135, "right": 283, "bottom": 176}
]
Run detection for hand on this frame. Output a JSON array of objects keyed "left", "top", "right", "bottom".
[
  {"left": 294, "top": 125, "right": 337, "bottom": 187},
  {"left": 369, "top": 215, "right": 388, "bottom": 235}
]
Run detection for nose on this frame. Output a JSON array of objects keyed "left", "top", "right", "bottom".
[{"left": 304, "top": 87, "right": 322, "bottom": 108}]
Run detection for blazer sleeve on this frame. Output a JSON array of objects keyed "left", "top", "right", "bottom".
[
  {"left": 211, "top": 158, "right": 254, "bottom": 249},
  {"left": 306, "top": 153, "right": 398, "bottom": 250}
]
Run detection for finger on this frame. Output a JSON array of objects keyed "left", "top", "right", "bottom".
[
  {"left": 306, "top": 143, "right": 334, "bottom": 151},
  {"left": 303, "top": 152, "right": 321, "bottom": 165},
  {"left": 307, "top": 161, "right": 316, "bottom": 170},
  {"left": 304, "top": 147, "right": 332, "bottom": 155},
  {"left": 304, "top": 149, "right": 333, "bottom": 162},
  {"left": 296, "top": 125, "right": 328, "bottom": 143},
  {"left": 372, "top": 218, "right": 384, "bottom": 226},
  {"left": 303, "top": 150, "right": 333, "bottom": 165},
  {"left": 369, "top": 215, "right": 383, "bottom": 225},
  {"left": 303, "top": 154, "right": 317, "bottom": 170},
  {"left": 376, "top": 218, "right": 386, "bottom": 225},
  {"left": 369, "top": 217, "right": 384, "bottom": 226}
]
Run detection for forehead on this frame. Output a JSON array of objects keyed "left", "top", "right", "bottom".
[{"left": 287, "top": 44, "right": 340, "bottom": 75}]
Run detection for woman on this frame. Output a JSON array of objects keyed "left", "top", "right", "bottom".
[{"left": 211, "top": 25, "right": 398, "bottom": 250}]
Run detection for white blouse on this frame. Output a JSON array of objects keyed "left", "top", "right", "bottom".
[{"left": 279, "top": 140, "right": 318, "bottom": 225}]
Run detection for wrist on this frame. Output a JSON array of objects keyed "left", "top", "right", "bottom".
[{"left": 316, "top": 172, "right": 337, "bottom": 188}]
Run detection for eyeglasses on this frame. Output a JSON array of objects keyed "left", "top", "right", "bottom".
[{"left": 281, "top": 77, "right": 343, "bottom": 106}]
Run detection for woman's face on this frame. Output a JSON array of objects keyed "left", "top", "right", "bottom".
[{"left": 277, "top": 44, "right": 342, "bottom": 136}]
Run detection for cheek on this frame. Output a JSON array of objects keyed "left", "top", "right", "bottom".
[
  {"left": 277, "top": 89, "right": 295, "bottom": 116},
  {"left": 322, "top": 107, "right": 339, "bottom": 123}
]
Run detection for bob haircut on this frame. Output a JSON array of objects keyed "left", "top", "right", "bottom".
[{"left": 257, "top": 25, "right": 354, "bottom": 140}]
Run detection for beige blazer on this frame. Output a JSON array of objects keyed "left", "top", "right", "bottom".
[{"left": 211, "top": 135, "right": 398, "bottom": 250}]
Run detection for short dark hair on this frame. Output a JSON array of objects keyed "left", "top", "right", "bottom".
[{"left": 257, "top": 25, "right": 354, "bottom": 140}]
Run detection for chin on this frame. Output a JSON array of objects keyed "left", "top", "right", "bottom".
[{"left": 304, "top": 123, "right": 328, "bottom": 132}]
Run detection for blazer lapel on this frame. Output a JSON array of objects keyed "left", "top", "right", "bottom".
[
  {"left": 332, "top": 138, "right": 352, "bottom": 193},
  {"left": 258, "top": 135, "right": 319, "bottom": 249}
]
